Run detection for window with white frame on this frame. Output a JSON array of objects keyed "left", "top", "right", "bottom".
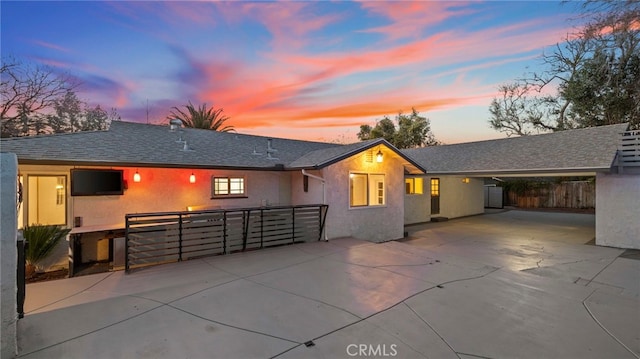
[
  {"left": 405, "top": 177, "right": 423, "bottom": 195},
  {"left": 349, "top": 172, "right": 385, "bottom": 207},
  {"left": 212, "top": 176, "right": 246, "bottom": 197}
]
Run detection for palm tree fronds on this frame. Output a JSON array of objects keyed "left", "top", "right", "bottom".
[{"left": 167, "top": 101, "right": 234, "bottom": 132}]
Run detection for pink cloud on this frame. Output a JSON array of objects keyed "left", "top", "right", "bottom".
[
  {"left": 358, "top": 1, "right": 475, "bottom": 40},
  {"left": 214, "top": 2, "right": 342, "bottom": 50},
  {"left": 31, "top": 40, "right": 71, "bottom": 53}
]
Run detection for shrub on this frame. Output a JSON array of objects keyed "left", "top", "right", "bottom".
[{"left": 22, "top": 224, "right": 71, "bottom": 273}]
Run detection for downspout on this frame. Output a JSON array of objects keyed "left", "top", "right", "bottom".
[{"left": 301, "top": 169, "right": 328, "bottom": 241}]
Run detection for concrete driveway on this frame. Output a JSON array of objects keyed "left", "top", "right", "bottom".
[{"left": 18, "top": 210, "right": 640, "bottom": 358}]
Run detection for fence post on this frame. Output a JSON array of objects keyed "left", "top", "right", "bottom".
[
  {"left": 260, "top": 209, "right": 264, "bottom": 248},
  {"left": 242, "top": 210, "right": 249, "bottom": 251},
  {"left": 125, "top": 216, "right": 130, "bottom": 273},
  {"left": 291, "top": 207, "right": 296, "bottom": 243},
  {"left": 178, "top": 213, "right": 183, "bottom": 262},
  {"left": 16, "top": 235, "right": 25, "bottom": 319},
  {"left": 223, "top": 212, "right": 227, "bottom": 255}
]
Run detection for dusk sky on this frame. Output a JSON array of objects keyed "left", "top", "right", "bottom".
[{"left": 2, "top": 1, "right": 581, "bottom": 144}]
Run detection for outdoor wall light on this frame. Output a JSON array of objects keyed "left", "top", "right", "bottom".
[
  {"left": 189, "top": 173, "right": 196, "bottom": 183},
  {"left": 462, "top": 177, "right": 470, "bottom": 184},
  {"left": 133, "top": 170, "right": 141, "bottom": 183},
  {"left": 376, "top": 149, "right": 383, "bottom": 163}
]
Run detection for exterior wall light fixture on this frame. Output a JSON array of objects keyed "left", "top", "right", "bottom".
[
  {"left": 462, "top": 177, "right": 470, "bottom": 184},
  {"left": 189, "top": 173, "right": 196, "bottom": 183},
  {"left": 376, "top": 149, "right": 383, "bottom": 163},
  {"left": 133, "top": 170, "right": 141, "bottom": 183}
]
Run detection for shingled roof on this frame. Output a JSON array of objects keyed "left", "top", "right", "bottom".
[
  {"left": 0, "top": 121, "right": 337, "bottom": 169},
  {"left": 402, "top": 123, "right": 628, "bottom": 175},
  {"left": 0, "top": 121, "right": 424, "bottom": 172}
]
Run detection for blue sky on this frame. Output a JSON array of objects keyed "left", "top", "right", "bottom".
[{"left": 1, "top": 1, "right": 578, "bottom": 143}]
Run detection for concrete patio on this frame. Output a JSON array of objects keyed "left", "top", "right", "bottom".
[{"left": 18, "top": 210, "right": 640, "bottom": 358}]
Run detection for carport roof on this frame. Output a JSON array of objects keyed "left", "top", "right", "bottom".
[{"left": 402, "top": 123, "right": 628, "bottom": 176}]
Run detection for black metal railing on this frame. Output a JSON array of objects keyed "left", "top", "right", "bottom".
[
  {"left": 125, "top": 204, "right": 328, "bottom": 272},
  {"left": 17, "top": 237, "right": 26, "bottom": 318}
]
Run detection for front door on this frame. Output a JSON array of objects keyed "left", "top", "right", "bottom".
[{"left": 430, "top": 178, "right": 440, "bottom": 215}]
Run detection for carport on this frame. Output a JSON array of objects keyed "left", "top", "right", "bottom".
[{"left": 403, "top": 123, "right": 640, "bottom": 250}]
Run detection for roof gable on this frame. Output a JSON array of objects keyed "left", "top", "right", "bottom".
[{"left": 288, "top": 138, "right": 425, "bottom": 173}]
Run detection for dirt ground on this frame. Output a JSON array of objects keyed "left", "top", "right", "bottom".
[{"left": 26, "top": 269, "right": 69, "bottom": 284}]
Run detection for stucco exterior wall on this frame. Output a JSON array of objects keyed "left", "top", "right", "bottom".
[
  {"left": 322, "top": 148, "right": 405, "bottom": 242},
  {"left": 1, "top": 153, "right": 18, "bottom": 358},
  {"left": 290, "top": 170, "right": 324, "bottom": 206},
  {"left": 404, "top": 176, "right": 485, "bottom": 225},
  {"left": 596, "top": 172, "right": 640, "bottom": 249},
  {"left": 437, "top": 176, "right": 485, "bottom": 219},
  {"left": 404, "top": 178, "right": 429, "bottom": 225}
]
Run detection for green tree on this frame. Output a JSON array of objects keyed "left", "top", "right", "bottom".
[
  {"left": 358, "top": 108, "right": 440, "bottom": 149},
  {"left": 489, "top": 1, "right": 640, "bottom": 135},
  {"left": 168, "top": 101, "right": 234, "bottom": 132}
]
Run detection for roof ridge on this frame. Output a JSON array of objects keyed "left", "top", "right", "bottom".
[
  {"left": 405, "top": 123, "right": 630, "bottom": 150},
  {"left": 111, "top": 120, "right": 339, "bottom": 146}
]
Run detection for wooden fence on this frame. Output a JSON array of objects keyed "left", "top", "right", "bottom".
[{"left": 505, "top": 181, "right": 595, "bottom": 209}]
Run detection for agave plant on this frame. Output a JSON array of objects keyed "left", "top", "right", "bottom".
[{"left": 22, "top": 224, "right": 71, "bottom": 275}]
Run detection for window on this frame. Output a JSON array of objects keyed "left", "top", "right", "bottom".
[
  {"left": 212, "top": 176, "right": 245, "bottom": 197},
  {"left": 430, "top": 178, "right": 440, "bottom": 196},
  {"left": 349, "top": 173, "right": 385, "bottom": 207},
  {"left": 405, "top": 178, "right": 423, "bottom": 194}
]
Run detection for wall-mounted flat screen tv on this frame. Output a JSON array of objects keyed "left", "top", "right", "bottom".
[{"left": 71, "top": 169, "right": 124, "bottom": 196}]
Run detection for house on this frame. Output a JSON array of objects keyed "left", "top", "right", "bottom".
[
  {"left": 2, "top": 121, "right": 639, "bottom": 274},
  {"left": 1, "top": 121, "right": 425, "bottom": 272}
]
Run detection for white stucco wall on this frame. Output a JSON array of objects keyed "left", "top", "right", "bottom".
[
  {"left": 404, "top": 176, "right": 485, "bottom": 225},
  {"left": 1, "top": 153, "right": 18, "bottom": 359},
  {"left": 404, "top": 178, "right": 429, "bottom": 225},
  {"left": 596, "top": 172, "right": 640, "bottom": 249},
  {"left": 290, "top": 170, "right": 324, "bottom": 206},
  {"left": 322, "top": 148, "right": 406, "bottom": 242},
  {"left": 437, "top": 176, "right": 485, "bottom": 219}
]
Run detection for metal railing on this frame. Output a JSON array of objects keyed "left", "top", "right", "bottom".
[
  {"left": 617, "top": 130, "right": 640, "bottom": 171},
  {"left": 125, "top": 204, "right": 328, "bottom": 272}
]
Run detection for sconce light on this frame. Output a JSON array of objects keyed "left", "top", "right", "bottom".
[
  {"left": 133, "top": 170, "right": 141, "bottom": 183},
  {"left": 462, "top": 177, "right": 470, "bottom": 184},
  {"left": 189, "top": 173, "right": 196, "bottom": 183},
  {"left": 376, "top": 149, "right": 383, "bottom": 163}
]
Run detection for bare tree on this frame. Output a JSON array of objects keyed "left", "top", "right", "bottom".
[{"left": 1, "top": 58, "right": 77, "bottom": 136}]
